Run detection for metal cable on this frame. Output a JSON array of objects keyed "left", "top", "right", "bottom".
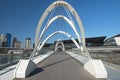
[{"left": 30, "top": 6, "right": 57, "bottom": 60}]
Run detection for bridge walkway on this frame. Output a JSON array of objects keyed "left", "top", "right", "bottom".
[{"left": 17, "top": 52, "right": 96, "bottom": 80}]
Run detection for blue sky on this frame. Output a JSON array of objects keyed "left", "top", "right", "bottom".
[{"left": 0, "top": 0, "right": 120, "bottom": 46}]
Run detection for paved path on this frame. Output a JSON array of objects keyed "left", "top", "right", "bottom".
[{"left": 17, "top": 52, "right": 96, "bottom": 80}]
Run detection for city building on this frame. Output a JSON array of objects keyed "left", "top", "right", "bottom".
[
  {"left": 25, "top": 37, "right": 31, "bottom": 49},
  {"left": 54, "top": 36, "right": 106, "bottom": 49},
  {"left": 12, "top": 37, "right": 21, "bottom": 48},
  {"left": 12, "top": 37, "right": 17, "bottom": 48},
  {"left": 33, "top": 43, "right": 35, "bottom": 49},
  {"left": 85, "top": 36, "right": 106, "bottom": 46},
  {"left": 6, "top": 33, "right": 12, "bottom": 47},
  {"left": 104, "top": 34, "right": 120, "bottom": 46},
  {"left": 0, "top": 34, "right": 7, "bottom": 47}
]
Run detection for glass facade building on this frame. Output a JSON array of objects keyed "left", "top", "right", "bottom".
[{"left": 6, "top": 33, "right": 12, "bottom": 47}]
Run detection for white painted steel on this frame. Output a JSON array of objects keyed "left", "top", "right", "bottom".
[
  {"left": 35, "top": 0, "right": 85, "bottom": 47},
  {"left": 14, "top": 60, "right": 36, "bottom": 78},
  {"left": 84, "top": 60, "right": 107, "bottom": 78},
  {"left": 14, "top": 51, "right": 54, "bottom": 79},
  {"left": 33, "top": 51, "right": 54, "bottom": 64},
  {"left": 66, "top": 51, "right": 108, "bottom": 79},
  {"left": 56, "top": 46, "right": 65, "bottom": 52},
  {"left": 115, "top": 37, "right": 120, "bottom": 46},
  {"left": 55, "top": 41, "right": 65, "bottom": 52},
  {"left": 38, "top": 15, "right": 81, "bottom": 48},
  {"left": 38, "top": 31, "right": 80, "bottom": 51}
]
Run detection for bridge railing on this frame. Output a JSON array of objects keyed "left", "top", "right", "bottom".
[
  {"left": 0, "top": 51, "right": 31, "bottom": 70},
  {"left": 67, "top": 48, "right": 120, "bottom": 70},
  {"left": 89, "top": 50, "right": 120, "bottom": 70},
  {"left": 0, "top": 48, "right": 51, "bottom": 70},
  {"left": 67, "top": 48, "right": 90, "bottom": 58},
  {"left": 31, "top": 48, "right": 52, "bottom": 58}
]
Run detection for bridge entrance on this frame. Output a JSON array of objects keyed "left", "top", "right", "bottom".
[
  {"left": 14, "top": 0, "right": 107, "bottom": 79},
  {"left": 55, "top": 40, "right": 65, "bottom": 52},
  {"left": 30, "top": 0, "right": 92, "bottom": 59}
]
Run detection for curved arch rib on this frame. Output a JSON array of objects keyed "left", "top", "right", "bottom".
[
  {"left": 38, "top": 31, "right": 80, "bottom": 52},
  {"left": 55, "top": 41, "right": 65, "bottom": 52},
  {"left": 35, "top": 0, "right": 85, "bottom": 47},
  {"left": 56, "top": 46, "right": 65, "bottom": 52},
  {"left": 38, "top": 15, "right": 81, "bottom": 48}
]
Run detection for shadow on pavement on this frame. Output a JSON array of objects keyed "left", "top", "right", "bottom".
[
  {"left": 41, "top": 57, "right": 72, "bottom": 69},
  {"left": 27, "top": 67, "right": 43, "bottom": 78}
]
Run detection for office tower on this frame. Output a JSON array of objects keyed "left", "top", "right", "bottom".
[
  {"left": 0, "top": 34, "right": 7, "bottom": 47},
  {"left": 33, "top": 43, "right": 35, "bottom": 49},
  {"left": 16, "top": 41, "right": 21, "bottom": 48},
  {"left": 12, "top": 37, "right": 17, "bottom": 48},
  {"left": 25, "top": 37, "right": 31, "bottom": 49},
  {"left": 12, "top": 37, "right": 21, "bottom": 48},
  {"left": 6, "top": 33, "right": 12, "bottom": 47}
]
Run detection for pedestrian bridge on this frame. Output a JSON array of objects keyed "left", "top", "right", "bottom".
[
  {"left": 16, "top": 52, "right": 96, "bottom": 80},
  {"left": 1, "top": 0, "right": 120, "bottom": 80},
  {"left": 14, "top": 0, "right": 107, "bottom": 79}
]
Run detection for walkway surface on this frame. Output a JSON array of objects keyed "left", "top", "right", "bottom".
[{"left": 17, "top": 52, "right": 96, "bottom": 80}]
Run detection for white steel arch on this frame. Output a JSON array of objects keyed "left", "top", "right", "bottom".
[
  {"left": 38, "top": 15, "right": 81, "bottom": 48},
  {"left": 55, "top": 46, "right": 64, "bottom": 52},
  {"left": 55, "top": 41, "right": 65, "bottom": 52},
  {"left": 35, "top": 0, "right": 85, "bottom": 47},
  {"left": 38, "top": 31, "right": 81, "bottom": 52}
]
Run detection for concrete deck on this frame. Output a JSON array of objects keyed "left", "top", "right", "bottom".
[{"left": 16, "top": 52, "right": 96, "bottom": 80}]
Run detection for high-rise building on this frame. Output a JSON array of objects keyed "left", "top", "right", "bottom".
[
  {"left": 16, "top": 41, "right": 21, "bottom": 48},
  {"left": 12, "top": 37, "right": 17, "bottom": 48},
  {"left": 0, "top": 34, "right": 7, "bottom": 47},
  {"left": 33, "top": 43, "right": 35, "bottom": 49},
  {"left": 12, "top": 37, "right": 21, "bottom": 48},
  {"left": 25, "top": 37, "right": 31, "bottom": 49},
  {"left": 6, "top": 33, "right": 12, "bottom": 47}
]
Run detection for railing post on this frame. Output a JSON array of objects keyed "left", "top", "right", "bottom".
[{"left": 9, "top": 52, "right": 13, "bottom": 64}]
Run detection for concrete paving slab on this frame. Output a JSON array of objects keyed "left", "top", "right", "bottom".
[{"left": 17, "top": 52, "right": 96, "bottom": 80}]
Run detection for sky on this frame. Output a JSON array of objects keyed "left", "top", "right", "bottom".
[{"left": 0, "top": 0, "right": 120, "bottom": 46}]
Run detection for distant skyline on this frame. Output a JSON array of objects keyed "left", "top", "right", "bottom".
[{"left": 0, "top": 0, "right": 120, "bottom": 45}]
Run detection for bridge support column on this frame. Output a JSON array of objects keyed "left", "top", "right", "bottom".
[
  {"left": 84, "top": 60, "right": 107, "bottom": 78},
  {"left": 14, "top": 59, "right": 36, "bottom": 78}
]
